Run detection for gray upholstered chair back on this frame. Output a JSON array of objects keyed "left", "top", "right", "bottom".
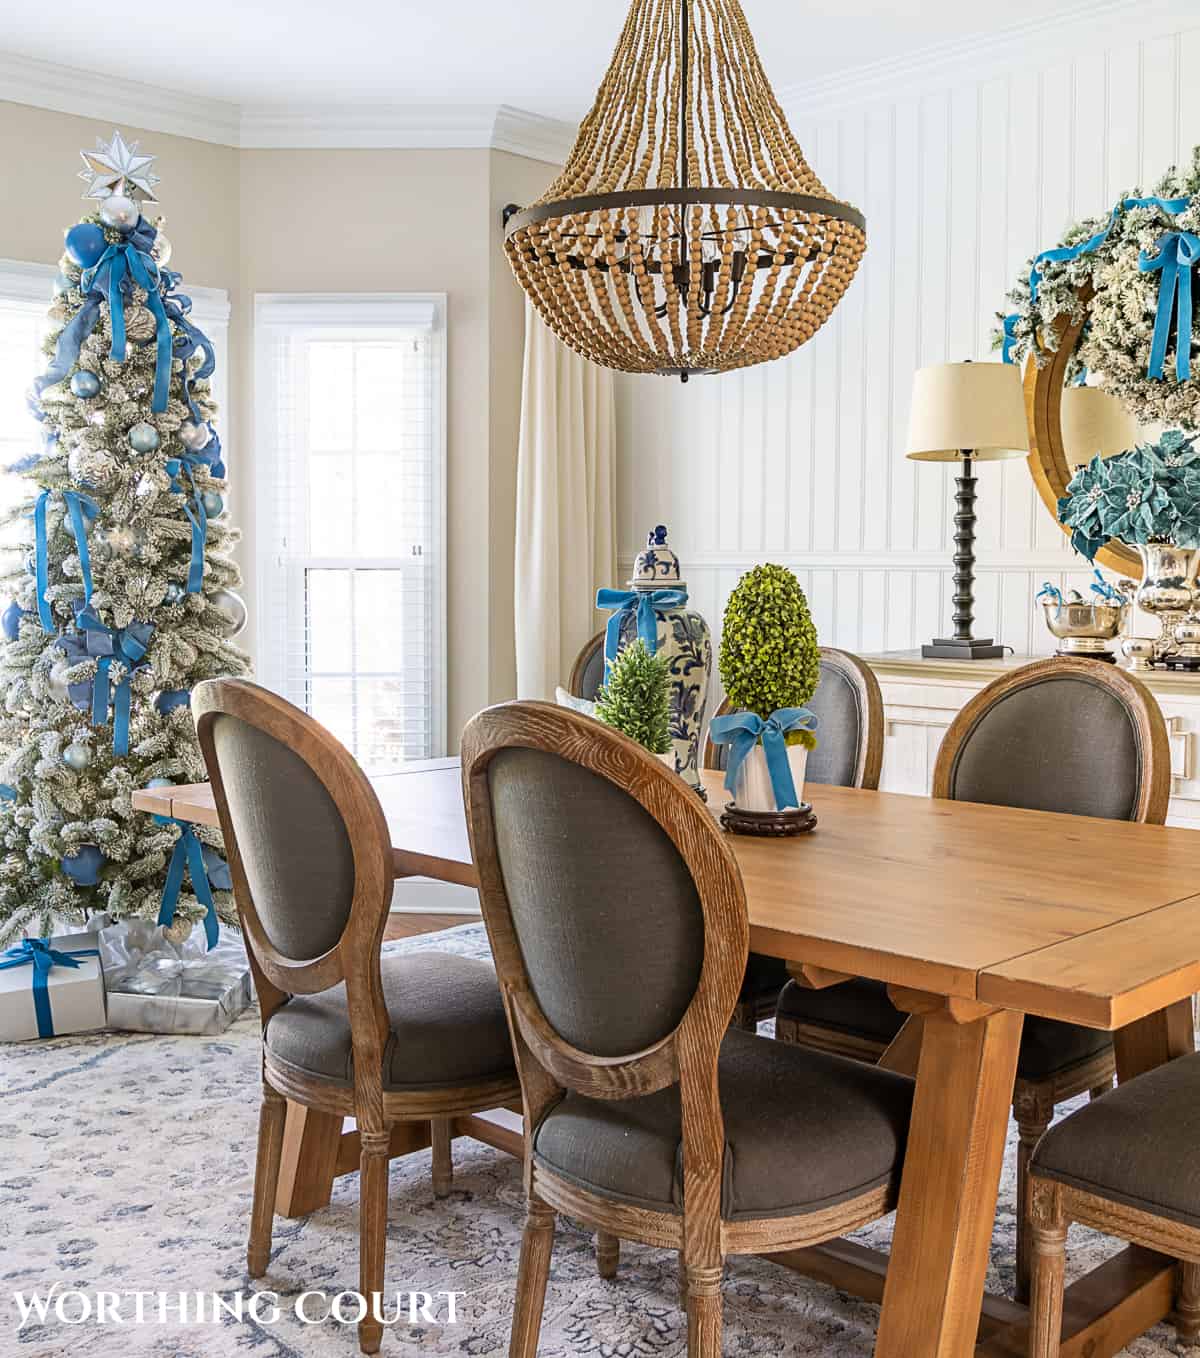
[
  {"left": 486, "top": 746, "right": 705, "bottom": 1059},
  {"left": 569, "top": 633, "right": 606, "bottom": 702},
  {"left": 938, "top": 671, "right": 1150, "bottom": 821},
  {"left": 207, "top": 712, "right": 357, "bottom": 964}
]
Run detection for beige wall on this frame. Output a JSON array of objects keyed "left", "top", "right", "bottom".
[{"left": 0, "top": 101, "right": 557, "bottom": 749}]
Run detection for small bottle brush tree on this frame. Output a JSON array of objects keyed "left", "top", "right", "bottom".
[
  {"left": 0, "top": 133, "right": 249, "bottom": 945},
  {"left": 595, "top": 639, "right": 672, "bottom": 755},
  {"left": 719, "top": 563, "right": 819, "bottom": 749}
]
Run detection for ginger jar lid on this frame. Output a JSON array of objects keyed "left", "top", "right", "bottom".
[{"left": 630, "top": 524, "right": 686, "bottom": 593}]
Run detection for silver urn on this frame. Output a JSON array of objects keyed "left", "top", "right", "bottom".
[{"left": 1135, "top": 541, "right": 1200, "bottom": 657}]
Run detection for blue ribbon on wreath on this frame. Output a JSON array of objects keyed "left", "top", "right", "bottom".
[
  {"left": 31, "top": 489, "right": 99, "bottom": 632},
  {"left": 1138, "top": 230, "right": 1200, "bottom": 383},
  {"left": 153, "top": 814, "right": 219, "bottom": 951},
  {"left": 165, "top": 453, "right": 209, "bottom": 594},
  {"left": 595, "top": 587, "right": 688, "bottom": 676},
  {"left": 0, "top": 938, "right": 99, "bottom": 1038},
  {"left": 57, "top": 609, "right": 153, "bottom": 755},
  {"left": 708, "top": 708, "right": 819, "bottom": 811}
]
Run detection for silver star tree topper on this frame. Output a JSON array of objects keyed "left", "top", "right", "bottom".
[{"left": 78, "top": 130, "right": 159, "bottom": 204}]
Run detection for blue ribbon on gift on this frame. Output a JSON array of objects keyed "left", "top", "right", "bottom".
[
  {"left": 80, "top": 222, "right": 171, "bottom": 413},
  {"left": 596, "top": 587, "right": 688, "bottom": 675},
  {"left": 708, "top": 708, "right": 819, "bottom": 812},
  {"left": 31, "top": 489, "right": 100, "bottom": 632},
  {"left": 165, "top": 454, "right": 209, "bottom": 594},
  {"left": 153, "top": 814, "right": 219, "bottom": 951},
  {"left": 1036, "top": 581, "right": 1065, "bottom": 618},
  {"left": 0, "top": 937, "right": 99, "bottom": 1038},
  {"left": 59, "top": 609, "right": 154, "bottom": 754},
  {"left": 1139, "top": 230, "right": 1200, "bottom": 383}
]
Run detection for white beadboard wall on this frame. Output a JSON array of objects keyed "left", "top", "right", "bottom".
[{"left": 615, "top": 10, "right": 1200, "bottom": 667}]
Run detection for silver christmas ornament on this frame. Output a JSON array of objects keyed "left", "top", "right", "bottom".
[
  {"left": 70, "top": 370, "right": 101, "bottom": 399},
  {"left": 48, "top": 661, "right": 71, "bottom": 703},
  {"left": 178, "top": 421, "right": 212, "bottom": 452},
  {"left": 128, "top": 421, "right": 160, "bottom": 453},
  {"left": 163, "top": 582, "right": 185, "bottom": 605},
  {"left": 98, "top": 193, "right": 140, "bottom": 232},
  {"left": 210, "top": 588, "right": 247, "bottom": 637},
  {"left": 62, "top": 742, "right": 92, "bottom": 772},
  {"left": 78, "top": 130, "right": 159, "bottom": 204},
  {"left": 201, "top": 491, "right": 224, "bottom": 517},
  {"left": 69, "top": 445, "right": 117, "bottom": 491},
  {"left": 146, "top": 776, "right": 174, "bottom": 789},
  {"left": 151, "top": 231, "right": 172, "bottom": 267}
]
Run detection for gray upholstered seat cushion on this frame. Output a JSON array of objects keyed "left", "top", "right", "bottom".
[
  {"left": 1032, "top": 1051, "right": 1200, "bottom": 1229},
  {"left": 775, "top": 977, "right": 1111, "bottom": 1079},
  {"left": 532, "top": 1027, "right": 913, "bottom": 1220},
  {"left": 264, "top": 951, "right": 515, "bottom": 1089}
]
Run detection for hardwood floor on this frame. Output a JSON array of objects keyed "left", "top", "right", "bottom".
[{"left": 383, "top": 911, "right": 480, "bottom": 941}]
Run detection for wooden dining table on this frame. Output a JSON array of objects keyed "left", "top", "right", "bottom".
[{"left": 133, "top": 758, "right": 1200, "bottom": 1358}]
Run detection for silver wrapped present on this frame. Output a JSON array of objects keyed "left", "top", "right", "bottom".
[{"left": 98, "top": 919, "right": 252, "bottom": 1036}]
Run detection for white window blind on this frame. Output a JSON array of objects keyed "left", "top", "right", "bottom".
[{"left": 255, "top": 294, "right": 447, "bottom": 767}]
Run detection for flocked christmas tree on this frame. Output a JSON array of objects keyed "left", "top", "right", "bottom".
[{"left": 0, "top": 131, "right": 250, "bottom": 946}]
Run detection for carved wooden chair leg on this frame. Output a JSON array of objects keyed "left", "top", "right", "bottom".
[
  {"left": 595, "top": 1231, "right": 619, "bottom": 1279},
  {"left": 247, "top": 1082, "right": 287, "bottom": 1278},
  {"left": 510, "top": 1196, "right": 555, "bottom": 1358},
  {"left": 1178, "top": 1261, "right": 1200, "bottom": 1346},
  {"left": 357, "top": 1128, "right": 391, "bottom": 1355},
  {"left": 1014, "top": 1100, "right": 1053, "bottom": 1304},
  {"left": 431, "top": 1118, "right": 453, "bottom": 1199},
  {"left": 1028, "top": 1181, "right": 1068, "bottom": 1358},
  {"left": 677, "top": 1253, "right": 689, "bottom": 1308},
  {"left": 685, "top": 1264, "right": 723, "bottom": 1358}
]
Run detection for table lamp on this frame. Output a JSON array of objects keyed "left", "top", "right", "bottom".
[
  {"left": 1060, "top": 385, "right": 1138, "bottom": 465},
  {"left": 906, "top": 361, "right": 1030, "bottom": 659}
]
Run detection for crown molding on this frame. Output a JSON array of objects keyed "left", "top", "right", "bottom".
[{"left": 779, "top": 0, "right": 1200, "bottom": 121}]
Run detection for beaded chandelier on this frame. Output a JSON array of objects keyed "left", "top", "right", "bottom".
[{"left": 504, "top": 0, "right": 866, "bottom": 381}]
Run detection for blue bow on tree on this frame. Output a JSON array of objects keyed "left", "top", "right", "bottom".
[
  {"left": 708, "top": 708, "right": 819, "bottom": 811},
  {"left": 153, "top": 814, "right": 220, "bottom": 951},
  {"left": 0, "top": 937, "right": 99, "bottom": 1038},
  {"left": 80, "top": 220, "right": 172, "bottom": 413},
  {"left": 57, "top": 608, "right": 154, "bottom": 755},
  {"left": 31, "top": 488, "right": 99, "bottom": 632},
  {"left": 595, "top": 587, "right": 688, "bottom": 676},
  {"left": 1139, "top": 230, "right": 1200, "bottom": 383},
  {"left": 165, "top": 452, "right": 209, "bottom": 593}
]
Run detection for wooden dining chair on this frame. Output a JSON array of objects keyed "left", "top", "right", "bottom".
[
  {"left": 461, "top": 700, "right": 914, "bottom": 1356},
  {"left": 567, "top": 631, "right": 606, "bottom": 701},
  {"left": 1028, "top": 1051, "right": 1200, "bottom": 1355},
  {"left": 192, "top": 679, "right": 521, "bottom": 1354},
  {"left": 705, "top": 646, "right": 885, "bottom": 1030},
  {"left": 772, "top": 656, "right": 1170, "bottom": 1303}
]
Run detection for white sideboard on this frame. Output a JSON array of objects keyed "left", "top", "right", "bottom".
[{"left": 864, "top": 652, "right": 1200, "bottom": 829}]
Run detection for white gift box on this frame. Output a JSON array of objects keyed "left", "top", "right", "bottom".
[{"left": 0, "top": 932, "right": 107, "bottom": 1042}]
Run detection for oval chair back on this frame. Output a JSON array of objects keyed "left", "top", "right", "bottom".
[{"left": 568, "top": 631, "right": 607, "bottom": 702}]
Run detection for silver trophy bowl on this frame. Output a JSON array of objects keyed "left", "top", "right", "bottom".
[{"left": 1041, "top": 599, "right": 1129, "bottom": 657}]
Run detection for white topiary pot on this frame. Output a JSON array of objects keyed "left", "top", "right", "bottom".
[{"left": 733, "top": 742, "right": 808, "bottom": 812}]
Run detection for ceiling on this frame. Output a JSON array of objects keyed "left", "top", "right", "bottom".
[{"left": 0, "top": 0, "right": 1097, "bottom": 123}]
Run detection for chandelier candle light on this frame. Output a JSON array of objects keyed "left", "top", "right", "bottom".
[{"left": 503, "top": 0, "right": 866, "bottom": 379}]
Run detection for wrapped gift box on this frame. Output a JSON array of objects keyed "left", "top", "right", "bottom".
[
  {"left": 0, "top": 933, "right": 107, "bottom": 1042},
  {"left": 98, "top": 919, "right": 252, "bottom": 1036}
]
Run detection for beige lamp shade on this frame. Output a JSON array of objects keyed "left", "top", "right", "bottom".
[
  {"left": 1061, "top": 386, "right": 1138, "bottom": 463},
  {"left": 905, "top": 361, "right": 1030, "bottom": 462}
]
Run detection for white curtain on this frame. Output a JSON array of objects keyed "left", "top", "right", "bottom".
[{"left": 515, "top": 300, "right": 617, "bottom": 700}]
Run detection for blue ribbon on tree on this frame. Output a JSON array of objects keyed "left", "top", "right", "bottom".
[
  {"left": 708, "top": 708, "right": 819, "bottom": 811},
  {"left": 29, "top": 296, "right": 103, "bottom": 409},
  {"left": 1036, "top": 581, "right": 1065, "bottom": 618},
  {"left": 1138, "top": 230, "right": 1200, "bottom": 383},
  {"left": 165, "top": 453, "right": 209, "bottom": 593},
  {"left": 0, "top": 937, "right": 99, "bottom": 1038},
  {"left": 80, "top": 222, "right": 172, "bottom": 413},
  {"left": 31, "top": 489, "right": 100, "bottom": 632},
  {"left": 595, "top": 587, "right": 688, "bottom": 675},
  {"left": 58, "top": 609, "right": 154, "bottom": 754},
  {"left": 153, "top": 814, "right": 219, "bottom": 951}
]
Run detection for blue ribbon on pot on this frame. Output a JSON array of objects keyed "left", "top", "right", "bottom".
[
  {"left": 165, "top": 453, "right": 209, "bottom": 593},
  {"left": 0, "top": 937, "right": 99, "bottom": 1038},
  {"left": 58, "top": 609, "right": 154, "bottom": 755},
  {"left": 80, "top": 222, "right": 171, "bottom": 413},
  {"left": 708, "top": 708, "right": 819, "bottom": 811},
  {"left": 1138, "top": 230, "right": 1200, "bottom": 383},
  {"left": 32, "top": 489, "right": 100, "bottom": 632},
  {"left": 1036, "top": 581, "right": 1065, "bottom": 618},
  {"left": 1090, "top": 568, "right": 1122, "bottom": 602},
  {"left": 153, "top": 814, "right": 219, "bottom": 951},
  {"left": 596, "top": 587, "right": 688, "bottom": 675}
]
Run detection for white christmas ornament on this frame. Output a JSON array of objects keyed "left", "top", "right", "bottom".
[
  {"left": 78, "top": 130, "right": 159, "bottom": 204},
  {"left": 178, "top": 422, "right": 211, "bottom": 452}
]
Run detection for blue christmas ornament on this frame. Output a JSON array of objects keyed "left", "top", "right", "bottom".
[
  {"left": 201, "top": 844, "right": 233, "bottom": 891},
  {"left": 128, "top": 422, "right": 160, "bottom": 454},
  {"left": 60, "top": 843, "right": 105, "bottom": 886},
  {"left": 163, "top": 582, "right": 185, "bottom": 605},
  {"left": 70, "top": 370, "right": 101, "bottom": 399},
  {"left": 154, "top": 689, "right": 191, "bottom": 716},
  {"left": 64, "top": 223, "right": 106, "bottom": 269},
  {"left": 146, "top": 777, "right": 175, "bottom": 788},
  {"left": 2, "top": 600, "right": 22, "bottom": 641},
  {"left": 200, "top": 491, "right": 224, "bottom": 518}
]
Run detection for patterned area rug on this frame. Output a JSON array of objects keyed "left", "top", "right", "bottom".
[{"left": 0, "top": 921, "right": 1180, "bottom": 1356}]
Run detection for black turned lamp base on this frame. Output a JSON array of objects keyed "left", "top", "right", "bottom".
[{"left": 921, "top": 637, "right": 1006, "bottom": 660}]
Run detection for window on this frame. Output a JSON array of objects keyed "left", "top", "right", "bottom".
[{"left": 255, "top": 295, "right": 446, "bottom": 767}]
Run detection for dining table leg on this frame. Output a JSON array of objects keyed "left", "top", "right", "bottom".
[
  {"left": 1113, "top": 997, "right": 1194, "bottom": 1082},
  {"left": 275, "top": 1101, "right": 343, "bottom": 1218},
  {"left": 875, "top": 999, "right": 1024, "bottom": 1358}
]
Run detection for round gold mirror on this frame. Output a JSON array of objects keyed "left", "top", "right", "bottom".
[{"left": 1023, "top": 283, "right": 1143, "bottom": 579}]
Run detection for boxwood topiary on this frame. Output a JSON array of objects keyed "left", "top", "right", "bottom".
[
  {"left": 594, "top": 638, "right": 673, "bottom": 755},
  {"left": 719, "top": 563, "right": 819, "bottom": 748}
]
